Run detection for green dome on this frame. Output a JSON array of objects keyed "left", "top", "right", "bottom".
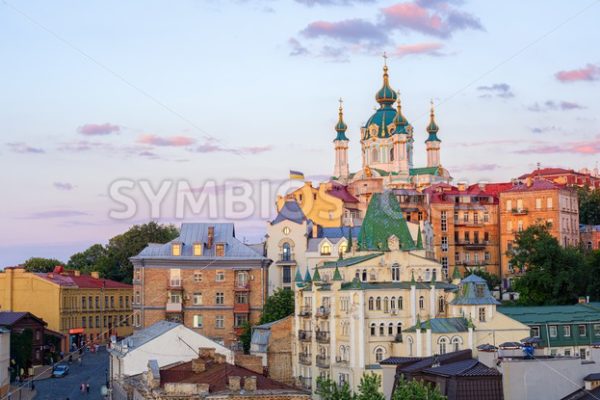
[
  {"left": 375, "top": 65, "right": 397, "bottom": 106},
  {"left": 425, "top": 103, "right": 441, "bottom": 143},
  {"left": 392, "top": 97, "right": 409, "bottom": 134},
  {"left": 334, "top": 102, "right": 349, "bottom": 141},
  {"left": 363, "top": 106, "right": 397, "bottom": 139}
]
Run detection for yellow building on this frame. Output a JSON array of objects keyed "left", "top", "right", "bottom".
[{"left": 0, "top": 266, "right": 133, "bottom": 351}]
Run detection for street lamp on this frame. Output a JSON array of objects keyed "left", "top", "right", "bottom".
[{"left": 105, "top": 368, "right": 109, "bottom": 388}]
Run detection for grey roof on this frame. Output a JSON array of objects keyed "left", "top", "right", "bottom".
[
  {"left": 450, "top": 274, "right": 500, "bottom": 305},
  {"left": 561, "top": 386, "right": 600, "bottom": 400},
  {"left": 0, "top": 312, "right": 28, "bottom": 326},
  {"left": 405, "top": 317, "right": 469, "bottom": 333},
  {"left": 423, "top": 359, "right": 501, "bottom": 377},
  {"left": 118, "top": 321, "right": 180, "bottom": 350},
  {"left": 318, "top": 226, "right": 361, "bottom": 239},
  {"left": 271, "top": 201, "right": 306, "bottom": 225},
  {"left": 132, "top": 223, "right": 266, "bottom": 260},
  {"left": 584, "top": 373, "right": 600, "bottom": 382},
  {"left": 383, "top": 350, "right": 473, "bottom": 372},
  {"left": 308, "top": 237, "right": 346, "bottom": 252}
]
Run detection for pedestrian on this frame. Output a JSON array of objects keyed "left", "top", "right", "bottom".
[
  {"left": 86, "top": 383, "right": 90, "bottom": 394},
  {"left": 80, "top": 383, "right": 85, "bottom": 393},
  {"left": 78, "top": 357, "right": 82, "bottom": 366}
]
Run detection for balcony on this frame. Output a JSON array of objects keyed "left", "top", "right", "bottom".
[
  {"left": 511, "top": 208, "right": 528, "bottom": 215},
  {"left": 234, "top": 283, "right": 250, "bottom": 292},
  {"left": 276, "top": 253, "right": 296, "bottom": 265},
  {"left": 316, "top": 355, "right": 330, "bottom": 368},
  {"left": 455, "top": 240, "right": 490, "bottom": 250},
  {"left": 316, "top": 307, "right": 330, "bottom": 319},
  {"left": 462, "top": 261, "right": 489, "bottom": 268},
  {"left": 298, "top": 330, "right": 312, "bottom": 342},
  {"left": 298, "top": 306, "right": 312, "bottom": 317},
  {"left": 315, "top": 331, "right": 330, "bottom": 344},
  {"left": 299, "top": 377, "right": 312, "bottom": 390},
  {"left": 453, "top": 219, "right": 484, "bottom": 227},
  {"left": 165, "top": 302, "right": 182, "bottom": 313},
  {"left": 335, "top": 356, "right": 349, "bottom": 365},
  {"left": 167, "top": 280, "right": 183, "bottom": 290},
  {"left": 299, "top": 353, "right": 312, "bottom": 365}
]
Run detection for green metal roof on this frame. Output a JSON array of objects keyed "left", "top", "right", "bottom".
[
  {"left": 450, "top": 274, "right": 500, "bottom": 306},
  {"left": 358, "top": 191, "right": 416, "bottom": 251},
  {"left": 332, "top": 266, "right": 343, "bottom": 281},
  {"left": 409, "top": 166, "right": 440, "bottom": 176},
  {"left": 405, "top": 317, "right": 469, "bottom": 333},
  {"left": 321, "top": 253, "right": 383, "bottom": 268},
  {"left": 498, "top": 304, "right": 600, "bottom": 325},
  {"left": 340, "top": 281, "right": 456, "bottom": 291}
]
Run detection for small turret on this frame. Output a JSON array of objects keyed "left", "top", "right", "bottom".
[
  {"left": 333, "top": 98, "right": 350, "bottom": 181},
  {"left": 425, "top": 100, "right": 442, "bottom": 168}
]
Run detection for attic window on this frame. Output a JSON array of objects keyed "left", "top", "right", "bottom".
[
  {"left": 216, "top": 244, "right": 225, "bottom": 257},
  {"left": 320, "top": 243, "right": 331, "bottom": 256},
  {"left": 172, "top": 244, "right": 182, "bottom": 256},
  {"left": 193, "top": 243, "right": 203, "bottom": 256},
  {"left": 476, "top": 284, "right": 485, "bottom": 297}
]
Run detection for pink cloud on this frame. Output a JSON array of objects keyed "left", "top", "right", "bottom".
[
  {"left": 77, "top": 123, "right": 121, "bottom": 136},
  {"left": 555, "top": 64, "right": 600, "bottom": 82},
  {"left": 53, "top": 182, "right": 76, "bottom": 191},
  {"left": 137, "top": 134, "right": 196, "bottom": 147},
  {"left": 6, "top": 142, "right": 45, "bottom": 154},
  {"left": 393, "top": 42, "right": 445, "bottom": 58},
  {"left": 301, "top": 19, "right": 388, "bottom": 45},
  {"left": 515, "top": 136, "right": 600, "bottom": 155}
]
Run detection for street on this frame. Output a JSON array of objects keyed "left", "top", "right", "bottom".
[{"left": 34, "top": 349, "right": 109, "bottom": 400}]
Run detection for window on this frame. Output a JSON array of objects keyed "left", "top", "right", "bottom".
[
  {"left": 376, "top": 297, "right": 381, "bottom": 311},
  {"left": 518, "top": 220, "right": 524, "bottom": 232},
  {"left": 193, "top": 315, "right": 203, "bottom": 328},
  {"left": 216, "top": 292, "right": 224, "bottom": 305},
  {"left": 172, "top": 243, "right": 181, "bottom": 256},
  {"left": 169, "top": 292, "right": 181, "bottom": 304},
  {"left": 565, "top": 350, "right": 571, "bottom": 357},
  {"left": 594, "top": 324, "right": 600, "bottom": 336},
  {"left": 216, "top": 244, "right": 225, "bottom": 257},
  {"left": 88, "top": 316, "right": 93, "bottom": 328},
  {"left": 110, "top": 296, "right": 115, "bottom": 308},
  {"left": 216, "top": 271, "right": 225, "bottom": 282},
  {"left": 476, "top": 284, "right": 485, "bottom": 297},
  {"left": 379, "top": 323, "right": 385, "bottom": 336},
  {"left": 398, "top": 297, "right": 403, "bottom": 310},
  {"left": 88, "top": 296, "right": 93, "bottom": 309},
  {"left": 194, "top": 272, "right": 202, "bottom": 282},
  {"left": 391, "top": 264, "right": 400, "bottom": 281},
  {"left": 193, "top": 243, "right": 203, "bottom": 256},
  {"left": 452, "top": 337, "right": 461, "bottom": 352},
  {"left": 339, "top": 243, "right": 348, "bottom": 255},
  {"left": 368, "top": 297, "right": 374, "bottom": 310},
  {"left": 235, "top": 314, "right": 248, "bottom": 327},
  {"left": 193, "top": 292, "right": 203, "bottom": 305},
  {"left": 438, "top": 296, "right": 445, "bottom": 313},
  {"left": 441, "top": 211, "right": 447, "bottom": 232},
  {"left": 82, "top": 317, "right": 86, "bottom": 328},
  {"left": 478, "top": 307, "right": 486, "bottom": 322},
  {"left": 531, "top": 326, "right": 540, "bottom": 337},
  {"left": 419, "top": 296, "right": 424, "bottom": 310},
  {"left": 370, "top": 323, "right": 376, "bottom": 336},
  {"left": 506, "top": 200, "right": 512, "bottom": 211},
  {"left": 283, "top": 266, "right": 292, "bottom": 284},
  {"left": 579, "top": 325, "right": 587, "bottom": 337},
  {"left": 474, "top": 213, "right": 479, "bottom": 225},
  {"left": 215, "top": 315, "right": 224, "bottom": 329},
  {"left": 441, "top": 257, "right": 448, "bottom": 277},
  {"left": 564, "top": 325, "right": 571, "bottom": 337},
  {"left": 463, "top": 212, "right": 469, "bottom": 223},
  {"left": 580, "top": 349, "right": 587, "bottom": 360},
  {"left": 126, "top": 296, "right": 130, "bottom": 308},
  {"left": 119, "top": 296, "right": 123, "bottom": 308},
  {"left": 135, "top": 291, "right": 141, "bottom": 304},
  {"left": 282, "top": 242, "right": 292, "bottom": 261},
  {"left": 320, "top": 242, "right": 332, "bottom": 256},
  {"left": 375, "top": 348, "right": 385, "bottom": 362},
  {"left": 547, "top": 197, "right": 553, "bottom": 209},
  {"left": 283, "top": 226, "right": 291, "bottom": 235},
  {"left": 485, "top": 251, "right": 491, "bottom": 261},
  {"left": 517, "top": 199, "right": 523, "bottom": 211},
  {"left": 483, "top": 212, "right": 489, "bottom": 223},
  {"left": 439, "top": 337, "right": 448, "bottom": 354},
  {"left": 95, "top": 316, "right": 99, "bottom": 328},
  {"left": 549, "top": 325, "right": 557, "bottom": 338},
  {"left": 441, "top": 236, "right": 448, "bottom": 251},
  {"left": 362, "top": 270, "right": 367, "bottom": 282},
  {"left": 397, "top": 323, "right": 402, "bottom": 335},
  {"left": 169, "top": 268, "right": 181, "bottom": 287},
  {"left": 536, "top": 198, "right": 542, "bottom": 209},
  {"left": 95, "top": 296, "right": 99, "bottom": 309},
  {"left": 383, "top": 297, "right": 389, "bottom": 313},
  {"left": 235, "top": 293, "right": 248, "bottom": 304},
  {"left": 82, "top": 297, "right": 87, "bottom": 309}
]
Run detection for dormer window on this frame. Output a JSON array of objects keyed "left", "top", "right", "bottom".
[
  {"left": 215, "top": 243, "right": 225, "bottom": 257},
  {"left": 320, "top": 243, "right": 331, "bottom": 256},
  {"left": 171, "top": 243, "right": 182, "bottom": 256},
  {"left": 193, "top": 243, "right": 203, "bottom": 256},
  {"left": 476, "top": 284, "right": 485, "bottom": 297}
]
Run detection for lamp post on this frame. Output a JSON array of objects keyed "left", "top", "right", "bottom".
[{"left": 105, "top": 368, "right": 109, "bottom": 388}]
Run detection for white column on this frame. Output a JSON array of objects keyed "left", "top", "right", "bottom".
[
  {"left": 416, "top": 329, "right": 422, "bottom": 357},
  {"left": 426, "top": 329, "right": 432, "bottom": 356},
  {"left": 468, "top": 327, "right": 474, "bottom": 350},
  {"left": 429, "top": 285, "right": 436, "bottom": 317},
  {"left": 358, "top": 292, "right": 365, "bottom": 368},
  {"left": 410, "top": 284, "right": 417, "bottom": 325},
  {"left": 330, "top": 295, "right": 336, "bottom": 367}
]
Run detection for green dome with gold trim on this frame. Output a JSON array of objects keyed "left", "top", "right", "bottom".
[
  {"left": 334, "top": 100, "right": 349, "bottom": 141},
  {"left": 425, "top": 102, "right": 441, "bottom": 142},
  {"left": 375, "top": 65, "right": 397, "bottom": 106}
]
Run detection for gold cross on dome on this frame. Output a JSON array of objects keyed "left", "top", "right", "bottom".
[
  {"left": 383, "top": 51, "right": 388, "bottom": 66},
  {"left": 339, "top": 97, "right": 343, "bottom": 107}
]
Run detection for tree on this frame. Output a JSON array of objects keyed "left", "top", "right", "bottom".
[
  {"left": 316, "top": 377, "right": 355, "bottom": 400},
  {"left": 467, "top": 269, "right": 500, "bottom": 291},
  {"left": 259, "top": 288, "right": 294, "bottom": 324},
  {"left": 510, "top": 224, "right": 585, "bottom": 305},
  {"left": 356, "top": 373, "right": 385, "bottom": 400},
  {"left": 392, "top": 376, "right": 446, "bottom": 400},
  {"left": 239, "top": 322, "right": 253, "bottom": 354},
  {"left": 578, "top": 187, "right": 600, "bottom": 225},
  {"left": 67, "top": 244, "right": 108, "bottom": 274},
  {"left": 22, "top": 257, "right": 65, "bottom": 273},
  {"left": 95, "top": 222, "right": 179, "bottom": 283}
]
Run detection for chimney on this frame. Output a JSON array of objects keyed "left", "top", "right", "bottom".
[
  {"left": 312, "top": 224, "right": 319, "bottom": 238},
  {"left": 199, "top": 347, "right": 216, "bottom": 360},
  {"left": 91, "top": 271, "right": 100, "bottom": 279},
  {"left": 243, "top": 376, "right": 257, "bottom": 392},
  {"left": 235, "top": 354, "right": 264, "bottom": 375},
  {"left": 192, "top": 358, "right": 206, "bottom": 373},
  {"left": 74, "top": 270, "right": 81, "bottom": 277},
  {"left": 228, "top": 376, "right": 241, "bottom": 391},
  {"left": 207, "top": 226, "right": 215, "bottom": 248},
  {"left": 457, "top": 181, "right": 467, "bottom": 191},
  {"left": 214, "top": 353, "right": 227, "bottom": 364}
]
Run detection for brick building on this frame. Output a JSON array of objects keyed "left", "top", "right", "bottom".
[
  {"left": 519, "top": 167, "right": 600, "bottom": 189},
  {"left": 131, "top": 223, "right": 272, "bottom": 348},
  {"left": 0, "top": 311, "right": 58, "bottom": 366},
  {"left": 250, "top": 316, "right": 294, "bottom": 385},
  {"left": 499, "top": 178, "right": 579, "bottom": 291},
  {"left": 424, "top": 182, "right": 501, "bottom": 280}
]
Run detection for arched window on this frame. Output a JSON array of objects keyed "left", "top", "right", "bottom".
[
  {"left": 439, "top": 337, "right": 448, "bottom": 355},
  {"left": 388, "top": 323, "right": 394, "bottom": 335},
  {"left": 432, "top": 269, "right": 437, "bottom": 282},
  {"left": 408, "top": 337, "right": 414, "bottom": 356},
  {"left": 372, "top": 147, "right": 379, "bottom": 162},
  {"left": 390, "top": 297, "right": 396, "bottom": 310},
  {"left": 376, "top": 297, "right": 382, "bottom": 310},
  {"left": 438, "top": 296, "right": 445, "bottom": 313},
  {"left": 355, "top": 270, "right": 360, "bottom": 280},
  {"left": 362, "top": 269, "right": 367, "bottom": 282},
  {"left": 419, "top": 296, "right": 425, "bottom": 310},
  {"left": 397, "top": 322, "right": 402, "bottom": 335},
  {"left": 320, "top": 242, "right": 331, "bottom": 256},
  {"left": 390, "top": 147, "right": 395, "bottom": 162},
  {"left": 379, "top": 323, "right": 385, "bottom": 336},
  {"left": 370, "top": 323, "right": 376, "bottom": 336},
  {"left": 368, "top": 297, "right": 374, "bottom": 311},
  {"left": 340, "top": 345, "right": 346, "bottom": 361},
  {"left": 425, "top": 269, "right": 431, "bottom": 281},
  {"left": 452, "top": 337, "right": 461, "bottom": 352},
  {"left": 398, "top": 296, "right": 403, "bottom": 310},
  {"left": 375, "top": 347, "right": 385, "bottom": 362},
  {"left": 339, "top": 242, "right": 348, "bottom": 255},
  {"left": 383, "top": 297, "right": 389, "bottom": 313},
  {"left": 282, "top": 242, "right": 292, "bottom": 261}
]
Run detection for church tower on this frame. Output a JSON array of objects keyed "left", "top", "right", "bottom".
[
  {"left": 333, "top": 99, "right": 350, "bottom": 181},
  {"left": 425, "top": 101, "right": 441, "bottom": 168}
]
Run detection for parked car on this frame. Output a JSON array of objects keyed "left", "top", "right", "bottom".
[{"left": 52, "top": 364, "right": 70, "bottom": 378}]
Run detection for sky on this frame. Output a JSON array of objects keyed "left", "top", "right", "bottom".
[{"left": 1, "top": 0, "right": 599, "bottom": 266}]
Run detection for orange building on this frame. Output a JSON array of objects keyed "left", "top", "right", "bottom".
[
  {"left": 499, "top": 179, "right": 579, "bottom": 291},
  {"left": 424, "top": 182, "right": 500, "bottom": 280}
]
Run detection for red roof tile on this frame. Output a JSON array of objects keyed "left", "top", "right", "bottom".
[
  {"left": 327, "top": 184, "right": 359, "bottom": 203},
  {"left": 35, "top": 269, "right": 131, "bottom": 289},
  {"left": 505, "top": 178, "right": 564, "bottom": 192}
]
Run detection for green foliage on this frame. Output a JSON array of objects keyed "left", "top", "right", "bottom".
[
  {"left": 356, "top": 373, "right": 385, "bottom": 400},
  {"left": 67, "top": 244, "right": 108, "bottom": 274},
  {"left": 239, "top": 322, "right": 252, "bottom": 354},
  {"left": 392, "top": 376, "right": 446, "bottom": 400},
  {"left": 259, "top": 288, "right": 294, "bottom": 324},
  {"left": 467, "top": 269, "right": 500, "bottom": 291},
  {"left": 10, "top": 328, "right": 33, "bottom": 378},
  {"left": 509, "top": 224, "right": 587, "bottom": 305},
  {"left": 578, "top": 187, "right": 600, "bottom": 225},
  {"left": 22, "top": 257, "right": 65, "bottom": 273},
  {"left": 316, "top": 377, "right": 355, "bottom": 400}
]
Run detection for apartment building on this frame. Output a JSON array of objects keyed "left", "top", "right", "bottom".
[{"left": 130, "top": 223, "right": 271, "bottom": 348}]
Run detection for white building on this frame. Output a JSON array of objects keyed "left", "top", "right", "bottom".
[
  {"left": 0, "top": 327, "right": 9, "bottom": 398},
  {"left": 108, "top": 321, "right": 233, "bottom": 379}
]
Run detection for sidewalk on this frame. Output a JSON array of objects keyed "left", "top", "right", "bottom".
[{"left": 8, "top": 385, "right": 37, "bottom": 400}]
